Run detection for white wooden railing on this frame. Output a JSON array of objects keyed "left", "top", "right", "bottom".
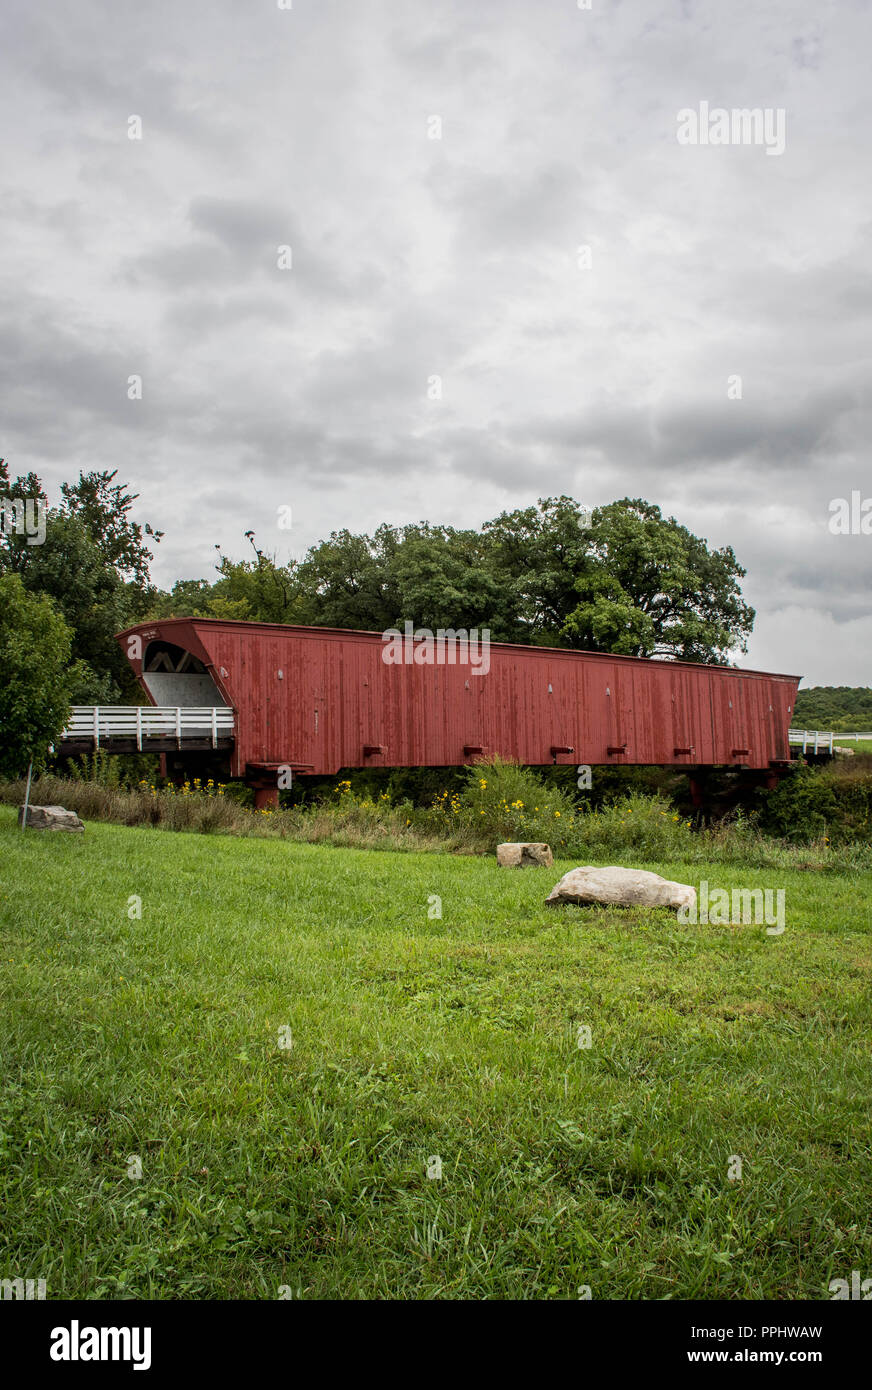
[
  {"left": 61, "top": 706, "right": 235, "bottom": 750},
  {"left": 788, "top": 729, "right": 835, "bottom": 754}
]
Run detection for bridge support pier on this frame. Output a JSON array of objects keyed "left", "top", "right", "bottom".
[
  {"left": 687, "top": 768, "right": 711, "bottom": 810},
  {"left": 253, "top": 786, "right": 279, "bottom": 811}
]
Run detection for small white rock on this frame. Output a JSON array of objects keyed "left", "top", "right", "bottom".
[
  {"left": 18, "top": 804, "right": 84, "bottom": 832},
  {"left": 497, "top": 842, "right": 554, "bottom": 868}
]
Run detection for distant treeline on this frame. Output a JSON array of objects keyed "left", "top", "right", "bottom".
[{"left": 793, "top": 686, "right": 872, "bottom": 731}]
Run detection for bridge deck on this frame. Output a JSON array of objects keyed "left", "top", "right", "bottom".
[{"left": 53, "top": 713, "right": 848, "bottom": 763}]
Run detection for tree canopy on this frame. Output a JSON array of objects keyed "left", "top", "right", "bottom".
[
  {"left": 60, "top": 469, "right": 163, "bottom": 586},
  {"left": 1, "top": 459, "right": 158, "bottom": 701},
  {"left": 159, "top": 496, "right": 754, "bottom": 664},
  {"left": 2, "top": 457, "right": 758, "bottom": 712},
  {"left": 0, "top": 573, "right": 73, "bottom": 777},
  {"left": 793, "top": 687, "right": 872, "bottom": 732}
]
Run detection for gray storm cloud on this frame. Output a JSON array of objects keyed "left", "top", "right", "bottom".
[{"left": 0, "top": 0, "right": 869, "bottom": 685}]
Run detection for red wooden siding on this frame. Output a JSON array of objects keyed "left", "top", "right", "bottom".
[{"left": 117, "top": 618, "right": 800, "bottom": 777}]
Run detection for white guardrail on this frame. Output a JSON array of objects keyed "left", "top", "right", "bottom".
[
  {"left": 788, "top": 729, "right": 836, "bottom": 754},
  {"left": 61, "top": 706, "right": 235, "bottom": 750}
]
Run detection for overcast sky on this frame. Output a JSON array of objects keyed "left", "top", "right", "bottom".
[{"left": 1, "top": 0, "right": 870, "bottom": 686}]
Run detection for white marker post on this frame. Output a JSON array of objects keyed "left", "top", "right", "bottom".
[{"left": 20, "top": 758, "right": 33, "bottom": 831}]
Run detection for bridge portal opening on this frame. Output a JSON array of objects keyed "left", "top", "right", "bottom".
[{"left": 142, "top": 641, "right": 228, "bottom": 708}]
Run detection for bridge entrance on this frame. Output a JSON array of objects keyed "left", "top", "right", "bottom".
[{"left": 140, "top": 640, "right": 229, "bottom": 709}]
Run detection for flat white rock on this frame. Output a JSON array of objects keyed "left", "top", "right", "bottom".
[{"left": 545, "top": 865, "right": 695, "bottom": 913}]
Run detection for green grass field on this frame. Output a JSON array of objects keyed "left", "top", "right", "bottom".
[{"left": 1, "top": 803, "right": 870, "bottom": 1300}]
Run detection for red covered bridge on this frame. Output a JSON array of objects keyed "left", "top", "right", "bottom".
[{"left": 109, "top": 617, "right": 800, "bottom": 808}]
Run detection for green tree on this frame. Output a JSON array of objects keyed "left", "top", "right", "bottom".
[
  {"left": 213, "top": 533, "right": 301, "bottom": 623},
  {"left": 180, "top": 497, "right": 754, "bottom": 664},
  {"left": 484, "top": 496, "right": 754, "bottom": 661},
  {"left": 24, "top": 470, "right": 754, "bottom": 671},
  {"left": 294, "top": 522, "right": 518, "bottom": 635},
  {"left": 482, "top": 495, "right": 596, "bottom": 643},
  {"left": 60, "top": 469, "right": 163, "bottom": 586},
  {"left": 150, "top": 578, "right": 220, "bottom": 620},
  {"left": 1, "top": 461, "right": 157, "bottom": 700},
  {"left": 0, "top": 458, "right": 47, "bottom": 575},
  {"left": 148, "top": 535, "right": 304, "bottom": 625},
  {"left": 793, "top": 687, "right": 872, "bottom": 731},
  {"left": 293, "top": 525, "right": 399, "bottom": 630},
  {"left": 0, "top": 573, "right": 73, "bottom": 777},
  {"left": 384, "top": 524, "right": 514, "bottom": 636},
  {"left": 10, "top": 513, "right": 132, "bottom": 701}
]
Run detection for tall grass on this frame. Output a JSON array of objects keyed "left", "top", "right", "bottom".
[
  {"left": 5, "top": 773, "right": 245, "bottom": 834},
  {"left": 2, "top": 756, "right": 869, "bottom": 870}
]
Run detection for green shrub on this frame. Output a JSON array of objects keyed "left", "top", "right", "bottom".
[
  {"left": 66, "top": 750, "right": 124, "bottom": 788},
  {"left": 758, "top": 764, "right": 872, "bottom": 845},
  {"left": 220, "top": 780, "right": 255, "bottom": 807},
  {"left": 61, "top": 750, "right": 161, "bottom": 788},
  {"left": 451, "top": 757, "right": 577, "bottom": 845},
  {"left": 569, "top": 791, "right": 694, "bottom": 859}
]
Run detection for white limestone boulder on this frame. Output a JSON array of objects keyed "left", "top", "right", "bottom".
[
  {"left": 497, "top": 842, "right": 554, "bottom": 868},
  {"left": 18, "top": 804, "right": 84, "bottom": 832},
  {"left": 545, "top": 865, "right": 695, "bottom": 914}
]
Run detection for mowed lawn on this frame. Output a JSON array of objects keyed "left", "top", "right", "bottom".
[{"left": 1, "top": 804, "right": 870, "bottom": 1301}]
